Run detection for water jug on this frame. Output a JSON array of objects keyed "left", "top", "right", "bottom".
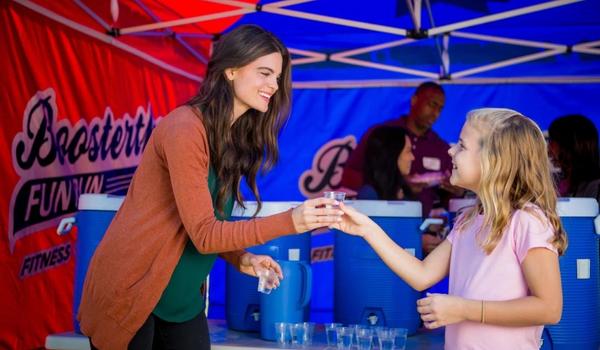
[
  {"left": 225, "top": 201, "right": 310, "bottom": 332},
  {"left": 260, "top": 260, "right": 312, "bottom": 340}
]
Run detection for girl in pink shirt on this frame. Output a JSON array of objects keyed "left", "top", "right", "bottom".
[{"left": 332, "top": 108, "right": 567, "bottom": 349}]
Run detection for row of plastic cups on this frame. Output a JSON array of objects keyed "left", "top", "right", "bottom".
[
  {"left": 275, "top": 322, "right": 315, "bottom": 348},
  {"left": 324, "top": 323, "right": 408, "bottom": 350}
]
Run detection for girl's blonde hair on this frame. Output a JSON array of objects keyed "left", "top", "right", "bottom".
[{"left": 455, "top": 108, "right": 567, "bottom": 255}]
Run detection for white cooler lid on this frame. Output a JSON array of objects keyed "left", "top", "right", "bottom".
[
  {"left": 232, "top": 201, "right": 302, "bottom": 217},
  {"left": 346, "top": 200, "right": 422, "bottom": 217},
  {"left": 557, "top": 197, "right": 599, "bottom": 217},
  {"left": 232, "top": 200, "right": 422, "bottom": 218},
  {"left": 78, "top": 193, "right": 124, "bottom": 211}
]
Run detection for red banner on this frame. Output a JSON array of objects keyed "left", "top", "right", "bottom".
[{"left": 0, "top": 2, "right": 199, "bottom": 348}]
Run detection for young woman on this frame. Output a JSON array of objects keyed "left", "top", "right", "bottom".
[
  {"left": 357, "top": 126, "right": 415, "bottom": 200},
  {"left": 78, "top": 25, "right": 341, "bottom": 349},
  {"left": 548, "top": 114, "right": 600, "bottom": 202},
  {"left": 332, "top": 108, "right": 566, "bottom": 349}
]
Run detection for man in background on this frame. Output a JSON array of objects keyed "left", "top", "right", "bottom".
[{"left": 341, "top": 81, "right": 462, "bottom": 254}]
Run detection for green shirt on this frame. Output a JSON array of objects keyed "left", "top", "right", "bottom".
[{"left": 153, "top": 168, "right": 233, "bottom": 322}]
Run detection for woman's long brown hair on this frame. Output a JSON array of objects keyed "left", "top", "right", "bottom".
[{"left": 188, "top": 25, "right": 292, "bottom": 214}]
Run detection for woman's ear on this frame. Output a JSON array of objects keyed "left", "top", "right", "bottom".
[{"left": 224, "top": 68, "right": 236, "bottom": 81}]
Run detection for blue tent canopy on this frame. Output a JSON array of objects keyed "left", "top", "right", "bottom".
[{"left": 231, "top": 0, "right": 600, "bottom": 82}]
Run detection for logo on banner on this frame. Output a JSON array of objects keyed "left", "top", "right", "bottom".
[
  {"left": 9, "top": 88, "right": 158, "bottom": 253},
  {"left": 299, "top": 135, "right": 356, "bottom": 198}
]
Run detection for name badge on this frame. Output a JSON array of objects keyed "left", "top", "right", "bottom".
[{"left": 422, "top": 157, "right": 441, "bottom": 171}]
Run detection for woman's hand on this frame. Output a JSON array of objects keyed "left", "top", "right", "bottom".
[
  {"left": 291, "top": 197, "right": 343, "bottom": 232},
  {"left": 239, "top": 253, "right": 283, "bottom": 283},
  {"left": 328, "top": 202, "right": 379, "bottom": 238},
  {"left": 417, "top": 293, "right": 467, "bottom": 329}
]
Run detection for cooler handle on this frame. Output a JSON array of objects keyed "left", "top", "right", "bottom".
[
  {"left": 594, "top": 215, "right": 600, "bottom": 236},
  {"left": 420, "top": 218, "right": 444, "bottom": 231},
  {"left": 57, "top": 217, "right": 76, "bottom": 235},
  {"left": 298, "top": 261, "right": 312, "bottom": 308}
]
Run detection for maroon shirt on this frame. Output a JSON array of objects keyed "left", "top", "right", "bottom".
[{"left": 341, "top": 116, "right": 453, "bottom": 216}]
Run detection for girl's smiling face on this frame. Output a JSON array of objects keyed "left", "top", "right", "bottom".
[{"left": 448, "top": 122, "right": 482, "bottom": 193}]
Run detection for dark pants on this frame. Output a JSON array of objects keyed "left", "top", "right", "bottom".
[{"left": 126, "top": 312, "right": 211, "bottom": 350}]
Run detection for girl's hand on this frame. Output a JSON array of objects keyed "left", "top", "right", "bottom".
[
  {"left": 328, "top": 202, "right": 379, "bottom": 238},
  {"left": 291, "top": 197, "right": 343, "bottom": 232},
  {"left": 239, "top": 253, "right": 283, "bottom": 283},
  {"left": 417, "top": 293, "right": 466, "bottom": 329}
]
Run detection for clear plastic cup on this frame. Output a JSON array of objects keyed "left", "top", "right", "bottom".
[
  {"left": 356, "top": 327, "right": 373, "bottom": 350},
  {"left": 257, "top": 268, "right": 278, "bottom": 294},
  {"left": 292, "top": 322, "right": 315, "bottom": 347},
  {"left": 370, "top": 325, "right": 384, "bottom": 346},
  {"left": 377, "top": 328, "right": 396, "bottom": 350},
  {"left": 275, "top": 322, "right": 291, "bottom": 347},
  {"left": 324, "top": 191, "right": 346, "bottom": 209},
  {"left": 291, "top": 323, "right": 304, "bottom": 346},
  {"left": 301, "top": 322, "right": 315, "bottom": 346},
  {"left": 393, "top": 328, "right": 408, "bottom": 350},
  {"left": 325, "top": 322, "right": 342, "bottom": 347},
  {"left": 352, "top": 324, "right": 369, "bottom": 342},
  {"left": 336, "top": 326, "right": 354, "bottom": 350}
]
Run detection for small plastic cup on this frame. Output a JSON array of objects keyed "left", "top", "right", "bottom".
[
  {"left": 290, "top": 323, "right": 304, "bottom": 346},
  {"left": 301, "top": 322, "right": 315, "bottom": 346},
  {"left": 336, "top": 326, "right": 354, "bottom": 350},
  {"left": 356, "top": 328, "right": 373, "bottom": 350},
  {"left": 377, "top": 327, "right": 408, "bottom": 350},
  {"left": 257, "top": 268, "right": 278, "bottom": 294},
  {"left": 370, "top": 326, "right": 384, "bottom": 344},
  {"left": 292, "top": 322, "right": 315, "bottom": 347},
  {"left": 325, "top": 322, "right": 342, "bottom": 347},
  {"left": 393, "top": 328, "right": 408, "bottom": 350},
  {"left": 324, "top": 191, "right": 346, "bottom": 209},
  {"left": 275, "top": 322, "right": 291, "bottom": 347}
]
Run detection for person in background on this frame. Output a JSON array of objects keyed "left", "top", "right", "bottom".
[
  {"left": 548, "top": 114, "right": 600, "bottom": 202},
  {"left": 357, "top": 126, "right": 415, "bottom": 200},
  {"left": 341, "top": 82, "right": 462, "bottom": 254},
  {"left": 78, "top": 25, "right": 341, "bottom": 350},
  {"left": 333, "top": 108, "right": 566, "bottom": 349}
]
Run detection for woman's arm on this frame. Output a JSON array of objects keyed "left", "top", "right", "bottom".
[
  {"left": 332, "top": 203, "right": 451, "bottom": 291},
  {"left": 418, "top": 247, "right": 562, "bottom": 328},
  {"left": 158, "top": 111, "right": 340, "bottom": 254}
]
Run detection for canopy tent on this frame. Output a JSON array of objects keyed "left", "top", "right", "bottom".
[{"left": 17, "top": 0, "right": 600, "bottom": 86}]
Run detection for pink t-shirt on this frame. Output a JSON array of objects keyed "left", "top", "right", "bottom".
[{"left": 445, "top": 206, "right": 558, "bottom": 350}]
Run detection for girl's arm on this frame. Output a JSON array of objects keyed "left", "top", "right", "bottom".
[
  {"left": 419, "top": 247, "right": 562, "bottom": 328},
  {"left": 332, "top": 203, "right": 452, "bottom": 291}
]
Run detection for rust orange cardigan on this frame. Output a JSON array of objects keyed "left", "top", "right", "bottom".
[{"left": 78, "top": 106, "right": 295, "bottom": 349}]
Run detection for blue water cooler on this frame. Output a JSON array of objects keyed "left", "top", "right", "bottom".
[
  {"left": 226, "top": 202, "right": 312, "bottom": 332},
  {"left": 334, "top": 200, "right": 422, "bottom": 334},
  {"left": 541, "top": 198, "right": 600, "bottom": 350},
  {"left": 57, "top": 193, "right": 124, "bottom": 332}
]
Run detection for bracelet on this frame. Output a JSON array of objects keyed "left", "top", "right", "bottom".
[{"left": 481, "top": 300, "right": 486, "bottom": 324}]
